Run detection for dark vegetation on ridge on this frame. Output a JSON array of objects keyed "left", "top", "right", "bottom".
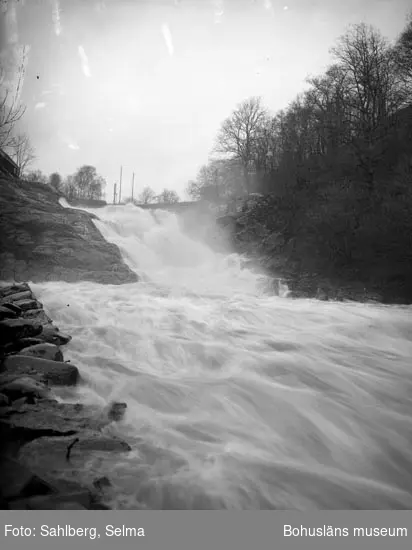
[
  {"left": 216, "top": 104, "right": 412, "bottom": 303},
  {"left": 189, "top": 21, "right": 412, "bottom": 304}
]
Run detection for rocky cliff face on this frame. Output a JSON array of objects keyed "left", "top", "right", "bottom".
[{"left": 0, "top": 177, "right": 138, "bottom": 285}]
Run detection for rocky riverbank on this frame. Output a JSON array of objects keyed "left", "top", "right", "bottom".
[
  {"left": 0, "top": 176, "right": 137, "bottom": 284},
  {"left": 0, "top": 282, "right": 131, "bottom": 510},
  {"left": 218, "top": 194, "right": 412, "bottom": 304}
]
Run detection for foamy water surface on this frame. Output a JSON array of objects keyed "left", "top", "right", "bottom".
[{"left": 30, "top": 201, "right": 412, "bottom": 509}]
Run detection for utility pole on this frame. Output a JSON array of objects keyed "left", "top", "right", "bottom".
[
  {"left": 131, "top": 172, "right": 135, "bottom": 201},
  {"left": 113, "top": 183, "right": 117, "bottom": 204},
  {"left": 119, "top": 166, "right": 123, "bottom": 204}
]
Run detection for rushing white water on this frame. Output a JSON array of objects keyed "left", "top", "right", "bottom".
[{"left": 29, "top": 201, "right": 412, "bottom": 509}]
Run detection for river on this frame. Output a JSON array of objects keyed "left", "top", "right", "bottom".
[{"left": 30, "top": 201, "right": 412, "bottom": 509}]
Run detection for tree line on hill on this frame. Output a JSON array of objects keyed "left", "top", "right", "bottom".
[
  {"left": 123, "top": 186, "right": 180, "bottom": 205},
  {"left": 0, "top": 53, "right": 180, "bottom": 206},
  {"left": 20, "top": 169, "right": 181, "bottom": 206},
  {"left": 19, "top": 166, "right": 106, "bottom": 202},
  {"left": 185, "top": 18, "right": 412, "bottom": 301},
  {"left": 187, "top": 20, "right": 411, "bottom": 202}
]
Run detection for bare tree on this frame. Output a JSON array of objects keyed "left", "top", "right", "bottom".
[
  {"left": 11, "top": 133, "right": 36, "bottom": 174},
  {"left": 89, "top": 175, "right": 106, "bottom": 200},
  {"left": 214, "top": 96, "right": 267, "bottom": 195},
  {"left": 392, "top": 14, "right": 412, "bottom": 95},
  {"left": 196, "top": 160, "right": 233, "bottom": 201},
  {"left": 72, "top": 165, "right": 106, "bottom": 199},
  {"left": 186, "top": 179, "right": 202, "bottom": 200},
  {"left": 330, "top": 23, "right": 405, "bottom": 186},
  {"left": 49, "top": 172, "right": 63, "bottom": 191},
  {"left": 156, "top": 188, "right": 179, "bottom": 203},
  {"left": 253, "top": 115, "right": 280, "bottom": 173},
  {"left": 187, "top": 158, "right": 246, "bottom": 201},
  {"left": 306, "top": 64, "right": 354, "bottom": 154},
  {"left": 0, "top": 46, "right": 28, "bottom": 148},
  {"left": 24, "top": 170, "right": 48, "bottom": 184},
  {"left": 186, "top": 166, "right": 215, "bottom": 201},
  {"left": 137, "top": 186, "right": 156, "bottom": 204},
  {"left": 194, "top": 164, "right": 220, "bottom": 201},
  {"left": 62, "top": 174, "right": 77, "bottom": 199}
]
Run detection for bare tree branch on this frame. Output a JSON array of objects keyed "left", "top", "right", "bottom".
[
  {"left": 137, "top": 186, "right": 156, "bottom": 204},
  {"left": 0, "top": 46, "right": 28, "bottom": 148},
  {"left": 9, "top": 133, "right": 36, "bottom": 174},
  {"left": 155, "top": 189, "right": 179, "bottom": 204},
  {"left": 214, "top": 97, "right": 267, "bottom": 194}
]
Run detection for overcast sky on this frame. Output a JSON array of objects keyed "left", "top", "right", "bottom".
[{"left": 1, "top": 0, "right": 410, "bottom": 201}]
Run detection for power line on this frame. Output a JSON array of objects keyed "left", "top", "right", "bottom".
[{"left": 119, "top": 166, "right": 123, "bottom": 203}]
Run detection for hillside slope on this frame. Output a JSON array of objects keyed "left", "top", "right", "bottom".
[
  {"left": 221, "top": 191, "right": 412, "bottom": 304},
  {"left": 0, "top": 177, "right": 138, "bottom": 285}
]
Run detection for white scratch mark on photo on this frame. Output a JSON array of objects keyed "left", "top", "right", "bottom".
[
  {"left": 161, "top": 24, "right": 174, "bottom": 57},
  {"left": 78, "top": 45, "right": 91, "bottom": 77},
  {"left": 51, "top": 0, "right": 61, "bottom": 36}
]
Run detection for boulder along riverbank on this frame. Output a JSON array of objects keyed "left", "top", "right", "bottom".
[{"left": 0, "top": 282, "right": 131, "bottom": 510}]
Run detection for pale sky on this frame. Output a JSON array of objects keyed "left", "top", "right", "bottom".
[{"left": 1, "top": 0, "right": 410, "bottom": 201}]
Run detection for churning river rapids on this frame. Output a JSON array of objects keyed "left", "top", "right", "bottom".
[{"left": 29, "top": 201, "right": 412, "bottom": 510}]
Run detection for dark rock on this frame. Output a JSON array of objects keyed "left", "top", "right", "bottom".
[
  {"left": 13, "top": 299, "right": 42, "bottom": 311},
  {"left": 0, "top": 283, "right": 30, "bottom": 299},
  {"left": 24, "top": 433, "right": 133, "bottom": 454},
  {"left": 0, "top": 371, "right": 48, "bottom": 387},
  {"left": 93, "top": 476, "right": 112, "bottom": 492},
  {"left": 1, "top": 400, "right": 105, "bottom": 436},
  {"left": 0, "top": 319, "right": 43, "bottom": 345},
  {"left": 0, "top": 455, "right": 55, "bottom": 501},
  {"left": 17, "top": 433, "right": 131, "bottom": 496},
  {"left": 21, "top": 309, "right": 52, "bottom": 324},
  {"left": 107, "top": 401, "right": 127, "bottom": 422},
  {"left": 8, "top": 489, "right": 92, "bottom": 510},
  {"left": 0, "top": 393, "right": 9, "bottom": 406},
  {"left": 2, "top": 355, "right": 79, "bottom": 385},
  {"left": 0, "top": 290, "right": 33, "bottom": 303},
  {"left": 216, "top": 213, "right": 239, "bottom": 230},
  {"left": 18, "top": 343, "right": 63, "bottom": 362},
  {"left": 0, "top": 495, "right": 9, "bottom": 509},
  {"left": 0, "top": 302, "right": 23, "bottom": 315},
  {"left": 0, "top": 306, "right": 17, "bottom": 320},
  {"left": 2, "top": 338, "right": 45, "bottom": 354},
  {"left": 11, "top": 396, "right": 31, "bottom": 407},
  {"left": 35, "top": 325, "right": 72, "bottom": 346},
  {"left": 0, "top": 376, "right": 51, "bottom": 401}
]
